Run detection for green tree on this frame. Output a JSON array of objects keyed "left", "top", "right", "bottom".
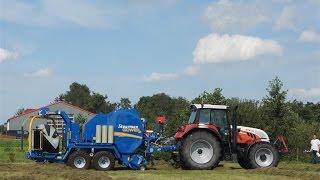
[
  {"left": 74, "top": 114, "right": 87, "bottom": 125},
  {"left": 226, "top": 98, "right": 263, "bottom": 128},
  {"left": 165, "top": 97, "right": 190, "bottom": 136},
  {"left": 262, "top": 77, "right": 297, "bottom": 137},
  {"left": 0, "top": 124, "right": 5, "bottom": 133},
  {"left": 192, "top": 88, "right": 226, "bottom": 105},
  {"left": 135, "top": 93, "right": 173, "bottom": 129},
  {"left": 15, "top": 108, "right": 25, "bottom": 116},
  {"left": 88, "top": 93, "right": 116, "bottom": 113},
  {"left": 118, "top": 98, "right": 132, "bottom": 109},
  {"left": 135, "top": 93, "right": 190, "bottom": 133},
  {"left": 58, "top": 82, "right": 91, "bottom": 110},
  {"left": 288, "top": 101, "right": 320, "bottom": 123},
  {"left": 58, "top": 82, "right": 116, "bottom": 114}
]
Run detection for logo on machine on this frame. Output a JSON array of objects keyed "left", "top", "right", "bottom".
[{"left": 118, "top": 124, "right": 141, "bottom": 133}]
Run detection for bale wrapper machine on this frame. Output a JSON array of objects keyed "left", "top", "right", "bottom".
[{"left": 26, "top": 108, "right": 176, "bottom": 170}]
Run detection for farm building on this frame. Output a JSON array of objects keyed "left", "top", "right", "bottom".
[{"left": 6, "top": 101, "right": 96, "bottom": 136}]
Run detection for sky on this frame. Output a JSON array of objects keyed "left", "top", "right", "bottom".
[{"left": 0, "top": 0, "right": 319, "bottom": 123}]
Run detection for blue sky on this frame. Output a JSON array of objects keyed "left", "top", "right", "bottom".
[{"left": 0, "top": 0, "right": 319, "bottom": 123}]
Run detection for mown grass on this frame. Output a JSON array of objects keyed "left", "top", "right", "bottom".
[
  {"left": 1, "top": 139, "right": 320, "bottom": 180},
  {"left": 1, "top": 161, "right": 320, "bottom": 180},
  {"left": 0, "top": 138, "right": 29, "bottom": 163}
]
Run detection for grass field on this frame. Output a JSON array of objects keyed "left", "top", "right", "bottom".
[
  {"left": 0, "top": 138, "right": 28, "bottom": 163},
  {"left": 1, "top": 161, "right": 320, "bottom": 180},
  {"left": 1, "top": 138, "right": 320, "bottom": 180}
]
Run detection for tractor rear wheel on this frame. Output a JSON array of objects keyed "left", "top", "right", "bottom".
[
  {"left": 248, "top": 143, "right": 279, "bottom": 169},
  {"left": 92, "top": 151, "right": 115, "bottom": 171},
  {"left": 67, "top": 151, "right": 91, "bottom": 169},
  {"left": 180, "top": 131, "right": 221, "bottom": 170}
]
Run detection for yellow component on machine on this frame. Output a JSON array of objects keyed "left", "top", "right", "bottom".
[
  {"left": 114, "top": 132, "right": 142, "bottom": 139},
  {"left": 28, "top": 115, "right": 41, "bottom": 151}
]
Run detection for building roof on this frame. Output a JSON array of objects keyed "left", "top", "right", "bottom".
[
  {"left": 191, "top": 104, "right": 229, "bottom": 110},
  {"left": 23, "top": 109, "right": 37, "bottom": 114},
  {"left": 8, "top": 101, "right": 96, "bottom": 121}
]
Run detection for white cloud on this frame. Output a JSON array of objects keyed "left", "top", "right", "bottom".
[
  {"left": 204, "top": 1, "right": 319, "bottom": 33},
  {"left": 193, "top": 33, "right": 283, "bottom": 64},
  {"left": 144, "top": 65, "right": 201, "bottom": 82},
  {"left": 143, "top": 72, "right": 179, "bottom": 81},
  {"left": 0, "top": 0, "right": 108, "bottom": 28},
  {"left": 184, "top": 65, "right": 200, "bottom": 76},
  {"left": 290, "top": 88, "right": 320, "bottom": 98},
  {"left": 299, "top": 29, "right": 320, "bottom": 43},
  {"left": 43, "top": 0, "right": 108, "bottom": 28},
  {"left": 204, "top": 0, "right": 268, "bottom": 32},
  {"left": 275, "top": 6, "right": 297, "bottom": 31},
  {"left": 25, "top": 68, "right": 53, "bottom": 78},
  {"left": 0, "top": 48, "right": 19, "bottom": 63}
]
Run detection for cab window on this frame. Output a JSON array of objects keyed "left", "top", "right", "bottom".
[
  {"left": 199, "top": 109, "right": 211, "bottom": 124},
  {"left": 211, "top": 109, "right": 227, "bottom": 127},
  {"left": 188, "top": 110, "right": 197, "bottom": 124}
]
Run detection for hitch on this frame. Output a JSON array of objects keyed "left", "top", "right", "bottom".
[{"left": 274, "top": 135, "right": 289, "bottom": 154}]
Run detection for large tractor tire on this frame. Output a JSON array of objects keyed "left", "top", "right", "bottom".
[
  {"left": 92, "top": 151, "right": 115, "bottom": 171},
  {"left": 248, "top": 142, "right": 279, "bottom": 169},
  {"left": 180, "top": 131, "right": 222, "bottom": 170},
  {"left": 237, "top": 156, "right": 252, "bottom": 169},
  {"left": 67, "top": 151, "right": 91, "bottom": 169}
]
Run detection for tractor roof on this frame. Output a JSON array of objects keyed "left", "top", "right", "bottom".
[{"left": 191, "top": 104, "right": 228, "bottom": 110}]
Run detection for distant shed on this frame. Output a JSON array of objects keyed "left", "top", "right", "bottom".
[{"left": 6, "top": 101, "right": 96, "bottom": 136}]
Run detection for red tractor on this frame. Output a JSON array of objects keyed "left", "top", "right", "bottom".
[{"left": 173, "top": 104, "right": 287, "bottom": 169}]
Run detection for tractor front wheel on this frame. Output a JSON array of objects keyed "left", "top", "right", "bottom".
[
  {"left": 248, "top": 143, "right": 279, "bottom": 169},
  {"left": 180, "top": 131, "right": 222, "bottom": 170}
]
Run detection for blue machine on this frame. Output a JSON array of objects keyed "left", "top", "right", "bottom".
[{"left": 26, "top": 108, "right": 177, "bottom": 170}]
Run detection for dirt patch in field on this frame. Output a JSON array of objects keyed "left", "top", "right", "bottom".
[{"left": 0, "top": 135, "right": 18, "bottom": 140}]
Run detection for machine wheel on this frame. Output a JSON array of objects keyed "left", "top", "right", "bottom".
[
  {"left": 92, "top": 151, "right": 115, "bottom": 171},
  {"left": 180, "top": 131, "right": 222, "bottom": 170},
  {"left": 237, "top": 156, "right": 252, "bottom": 169},
  {"left": 67, "top": 151, "right": 91, "bottom": 169},
  {"left": 248, "top": 143, "right": 279, "bottom": 169}
]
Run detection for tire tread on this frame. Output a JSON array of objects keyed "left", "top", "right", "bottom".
[
  {"left": 67, "top": 151, "right": 91, "bottom": 169},
  {"left": 92, "top": 151, "right": 115, "bottom": 171}
]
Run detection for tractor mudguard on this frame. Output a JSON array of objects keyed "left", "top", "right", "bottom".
[{"left": 174, "top": 124, "right": 222, "bottom": 141}]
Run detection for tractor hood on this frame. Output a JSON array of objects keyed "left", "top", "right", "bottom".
[{"left": 237, "top": 126, "right": 270, "bottom": 142}]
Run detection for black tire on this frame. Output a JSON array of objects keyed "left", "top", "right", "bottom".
[
  {"left": 237, "top": 156, "right": 253, "bottom": 169},
  {"left": 248, "top": 143, "right": 279, "bottom": 169},
  {"left": 67, "top": 151, "right": 91, "bottom": 169},
  {"left": 180, "top": 131, "right": 222, "bottom": 170},
  {"left": 92, "top": 151, "right": 115, "bottom": 171}
]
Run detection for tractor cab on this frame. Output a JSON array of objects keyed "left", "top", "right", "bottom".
[
  {"left": 188, "top": 104, "right": 228, "bottom": 127},
  {"left": 187, "top": 104, "right": 230, "bottom": 140},
  {"left": 175, "top": 104, "right": 231, "bottom": 143}
]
